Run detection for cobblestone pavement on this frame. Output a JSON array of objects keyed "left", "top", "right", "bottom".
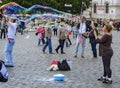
[{"left": 0, "top": 31, "right": 120, "bottom": 88}]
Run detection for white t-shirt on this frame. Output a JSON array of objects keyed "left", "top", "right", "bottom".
[
  {"left": 7, "top": 21, "right": 17, "bottom": 39},
  {"left": 79, "top": 22, "right": 86, "bottom": 34}
]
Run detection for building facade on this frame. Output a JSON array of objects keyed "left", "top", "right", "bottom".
[
  {"left": 83, "top": 0, "right": 120, "bottom": 20},
  {"left": 91, "top": 0, "right": 120, "bottom": 20}
]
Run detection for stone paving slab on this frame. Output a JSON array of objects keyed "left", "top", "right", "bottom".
[{"left": 0, "top": 31, "right": 120, "bottom": 88}]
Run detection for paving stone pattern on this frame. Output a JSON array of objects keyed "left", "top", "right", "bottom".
[{"left": 0, "top": 31, "right": 120, "bottom": 88}]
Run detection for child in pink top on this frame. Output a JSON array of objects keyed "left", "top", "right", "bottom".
[{"left": 36, "top": 26, "right": 43, "bottom": 46}]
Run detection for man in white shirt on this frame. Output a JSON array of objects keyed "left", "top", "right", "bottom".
[
  {"left": 4, "top": 17, "right": 17, "bottom": 67},
  {"left": 74, "top": 16, "right": 88, "bottom": 58}
]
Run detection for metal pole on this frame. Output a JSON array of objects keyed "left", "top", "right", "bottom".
[
  {"left": 90, "top": 1, "right": 92, "bottom": 19},
  {"left": 80, "top": 0, "right": 83, "bottom": 16}
]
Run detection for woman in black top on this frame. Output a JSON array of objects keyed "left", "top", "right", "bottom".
[
  {"left": 94, "top": 24, "right": 113, "bottom": 84},
  {"left": 89, "top": 22, "right": 98, "bottom": 58}
]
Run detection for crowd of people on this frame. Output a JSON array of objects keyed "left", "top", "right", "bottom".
[
  {"left": 34, "top": 16, "right": 114, "bottom": 84},
  {"left": 0, "top": 14, "right": 117, "bottom": 84}
]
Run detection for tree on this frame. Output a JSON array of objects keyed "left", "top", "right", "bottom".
[{"left": 1, "top": 0, "right": 91, "bottom": 14}]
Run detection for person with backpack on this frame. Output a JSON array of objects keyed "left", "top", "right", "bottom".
[
  {"left": 4, "top": 17, "right": 17, "bottom": 67},
  {"left": 42, "top": 24, "right": 54, "bottom": 54},
  {"left": 55, "top": 22, "right": 66, "bottom": 54},
  {"left": 73, "top": 16, "right": 91, "bottom": 58}
]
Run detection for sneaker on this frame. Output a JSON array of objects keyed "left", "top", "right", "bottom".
[
  {"left": 94, "top": 56, "right": 97, "bottom": 58},
  {"left": 97, "top": 77, "right": 106, "bottom": 81},
  {"left": 92, "top": 56, "right": 97, "bottom": 59},
  {"left": 81, "top": 55, "right": 85, "bottom": 58},
  {"left": 61, "top": 52, "right": 65, "bottom": 54},
  {"left": 5, "top": 64, "right": 14, "bottom": 67},
  {"left": 42, "top": 51, "right": 46, "bottom": 54},
  {"left": 55, "top": 49, "right": 58, "bottom": 54},
  {"left": 50, "top": 52, "right": 55, "bottom": 54},
  {"left": 73, "top": 55, "right": 77, "bottom": 58},
  {"left": 103, "top": 79, "right": 112, "bottom": 84}
]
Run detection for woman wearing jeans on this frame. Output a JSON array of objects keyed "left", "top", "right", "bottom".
[
  {"left": 94, "top": 24, "right": 113, "bottom": 84},
  {"left": 4, "top": 17, "right": 17, "bottom": 67}
]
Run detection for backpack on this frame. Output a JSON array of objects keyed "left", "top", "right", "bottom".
[
  {"left": 58, "top": 59, "right": 71, "bottom": 71},
  {"left": 0, "top": 60, "right": 8, "bottom": 82}
]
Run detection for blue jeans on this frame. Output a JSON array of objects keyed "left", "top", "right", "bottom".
[
  {"left": 90, "top": 42, "right": 97, "bottom": 57},
  {"left": 4, "top": 39, "right": 15, "bottom": 66},
  {"left": 38, "top": 39, "right": 41, "bottom": 46},
  {"left": 75, "top": 35, "right": 86, "bottom": 56},
  {"left": 56, "top": 40, "right": 65, "bottom": 53},
  {"left": 20, "top": 28, "right": 23, "bottom": 35},
  {"left": 42, "top": 37, "right": 52, "bottom": 53}
]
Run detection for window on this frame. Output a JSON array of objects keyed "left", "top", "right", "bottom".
[
  {"left": 94, "top": 3, "right": 97, "bottom": 13},
  {"left": 105, "top": 3, "right": 109, "bottom": 13}
]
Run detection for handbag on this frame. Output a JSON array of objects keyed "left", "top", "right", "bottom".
[{"left": 78, "top": 36, "right": 82, "bottom": 44}]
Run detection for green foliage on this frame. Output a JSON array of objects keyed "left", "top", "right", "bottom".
[{"left": 1, "top": 0, "right": 91, "bottom": 14}]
